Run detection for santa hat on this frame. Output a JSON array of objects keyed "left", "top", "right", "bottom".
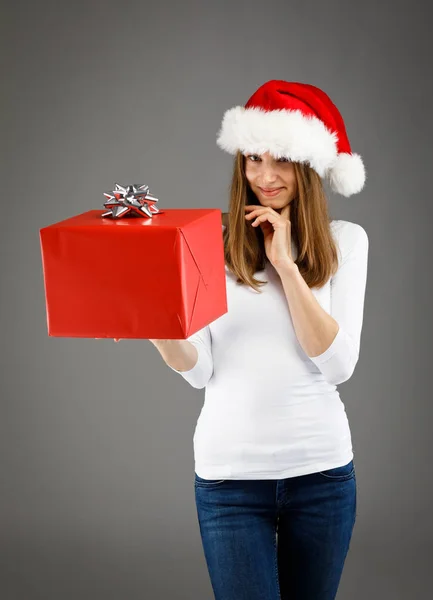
[{"left": 216, "top": 80, "right": 366, "bottom": 197}]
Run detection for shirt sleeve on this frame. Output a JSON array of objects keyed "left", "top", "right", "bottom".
[
  {"left": 307, "top": 223, "right": 369, "bottom": 386},
  {"left": 166, "top": 325, "right": 214, "bottom": 389}
]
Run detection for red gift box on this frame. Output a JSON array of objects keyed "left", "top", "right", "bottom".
[{"left": 39, "top": 208, "right": 228, "bottom": 339}]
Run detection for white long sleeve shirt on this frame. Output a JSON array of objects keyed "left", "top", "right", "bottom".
[{"left": 168, "top": 219, "right": 369, "bottom": 480}]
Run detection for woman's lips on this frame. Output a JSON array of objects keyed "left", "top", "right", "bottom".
[{"left": 259, "top": 187, "right": 283, "bottom": 197}]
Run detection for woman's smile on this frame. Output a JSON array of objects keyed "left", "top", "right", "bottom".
[{"left": 259, "top": 187, "right": 284, "bottom": 197}]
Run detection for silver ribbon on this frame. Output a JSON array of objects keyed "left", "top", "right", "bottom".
[{"left": 102, "top": 183, "right": 162, "bottom": 218}]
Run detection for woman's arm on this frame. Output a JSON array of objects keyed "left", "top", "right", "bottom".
[
  {"left": 152, "top": 325, "right": 214, "bottom": 390},
  {"left": 151, "top": 339, "right": 199, "bottom": 372},
  {"left": 278, "top": 223, "right": 369, "bottom": 386}
]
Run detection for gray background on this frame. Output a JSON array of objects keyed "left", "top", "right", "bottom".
[{"left": 1, "top": 0, "right": 431, "bottom": 598}]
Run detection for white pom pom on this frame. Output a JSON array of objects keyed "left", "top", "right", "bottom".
[{"left": 328, "top": 153, "right": 366, "bottom": 197}]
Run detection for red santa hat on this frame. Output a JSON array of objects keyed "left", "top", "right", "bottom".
[{"left": 216, "top": 80, "right": 366, "bottom": 197}]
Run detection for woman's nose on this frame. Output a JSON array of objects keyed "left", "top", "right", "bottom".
[
  {"left": 262, "top": 173, "right": 278, "bottom": 185},
  {"left": 260, "top": 165, "right": 278, "bottom": 179}
]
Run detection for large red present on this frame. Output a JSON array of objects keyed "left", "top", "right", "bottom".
[{"left": 39, "top": 207, "right": 227, "bottom": 339}]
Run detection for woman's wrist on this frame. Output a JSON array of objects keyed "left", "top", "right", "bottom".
[{"left": 151, "top": 339, "right": 198, "bottom": 372}]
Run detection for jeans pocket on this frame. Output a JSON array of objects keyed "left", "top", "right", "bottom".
[
  {"left": 194, "top": 473, "right": 227, "bottom": 487},
  {"left": 318, "top": 460, "right": 355, "bottom": 481}
]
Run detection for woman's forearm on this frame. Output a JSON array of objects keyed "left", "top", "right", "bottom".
[{"left": 151, "top": 339, "right": 198, "bottom": 372}]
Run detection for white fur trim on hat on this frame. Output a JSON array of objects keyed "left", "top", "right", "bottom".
[
  {"left": 326, "top": 152, "right": 366, "bottom": 197},
  {"left": 216, "top": 105, "right": 339, "bottom": 176}
]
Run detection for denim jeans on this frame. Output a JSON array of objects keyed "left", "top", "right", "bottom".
[{"left": 194, "top": 459, "right": 356, "bottom": 600}]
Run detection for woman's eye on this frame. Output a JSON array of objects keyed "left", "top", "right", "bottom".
[{"left": 248, "top": 155, "right": 289, "bottom": 163}]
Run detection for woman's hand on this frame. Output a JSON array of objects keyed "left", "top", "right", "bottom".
[
  {"left": 113, "top": 339, "right": 164, "bottom": 343},
  {"left": 95, "top": 338, "right": 168, "bottom": 343},
  {"left": 244, "top": 203, "right": 295, "bottom": 271}
]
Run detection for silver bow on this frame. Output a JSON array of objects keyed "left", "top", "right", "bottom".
[{"left": 102, "top": 183, "right": 162, "bottom": 218}]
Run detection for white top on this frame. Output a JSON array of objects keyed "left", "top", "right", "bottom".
[{"left": 168, "top": 219, "right": 369, "bottom": 480}]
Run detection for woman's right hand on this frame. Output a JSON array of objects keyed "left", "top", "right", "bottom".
[
  {"left": 113, "top": 339, "right": 166, "bottom": 343},
  {"left": 94, "top": 338, "right": 174, "bottom": 344}
]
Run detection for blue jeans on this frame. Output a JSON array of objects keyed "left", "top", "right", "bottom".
[{"left": 194, "top": 459, "right": 356, "bottom": 600}]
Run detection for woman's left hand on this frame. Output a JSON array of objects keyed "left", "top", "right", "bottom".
[{"left": 244, "top": 204, "right": 295, "bottom": 271}]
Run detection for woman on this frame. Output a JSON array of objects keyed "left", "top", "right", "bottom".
[{"left": 155, "top": 80, "right": 369, "bottom": 600}]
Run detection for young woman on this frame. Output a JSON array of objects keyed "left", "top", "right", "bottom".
[{"left": 155, "top": 80, "right": 369, "bottom": 600}]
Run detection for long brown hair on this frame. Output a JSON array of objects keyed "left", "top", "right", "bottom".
[{"left": 223, "top": 151, "right": 340, "bottom": 292}]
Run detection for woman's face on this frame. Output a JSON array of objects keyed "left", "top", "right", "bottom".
[{"left": 244, "top": 151, "right": 297, "bottom": 211}]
